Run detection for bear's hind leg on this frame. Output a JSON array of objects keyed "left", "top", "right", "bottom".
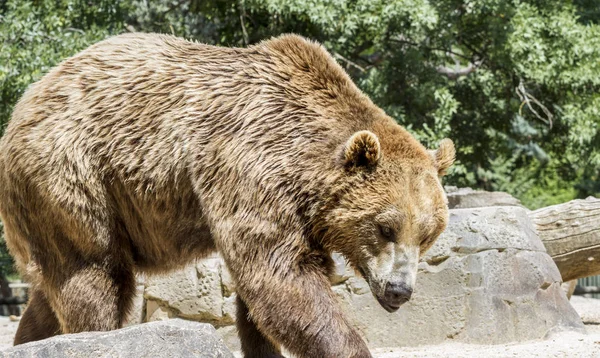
[
  {"left": 14, "top": 288, "right": 61, "bottom": 345},
  {"left": 236, "top": 295, "right": 284, "bottom": 358},
  {"left": 47, "top": 262, "right": 136, "bottom": 334}
]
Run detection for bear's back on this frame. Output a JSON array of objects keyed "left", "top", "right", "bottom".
[{"left": 2, "top": 33, "right": 372, "bottom": 191}]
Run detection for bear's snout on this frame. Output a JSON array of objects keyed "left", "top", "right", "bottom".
[{"left": 377, "top": 281, "right": 413, "bottom": 312}]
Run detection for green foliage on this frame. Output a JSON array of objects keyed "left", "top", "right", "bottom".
[
  {"left": 1, "top": 1, "right": 599, "bottom": 218},
  {"left": 0, "top": 0, "right": 128, "bottom": 136}
]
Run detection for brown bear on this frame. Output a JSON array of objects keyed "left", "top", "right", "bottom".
[{"left": 0, "top": 33, "right": 455, "bottom": 357}]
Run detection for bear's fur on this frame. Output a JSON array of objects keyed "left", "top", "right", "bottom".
[{"left": 0, "top": 33, "right": 454, "bottom": 357}]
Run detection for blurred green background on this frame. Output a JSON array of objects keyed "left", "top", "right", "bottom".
[{"left": 1, "top": 0, "right": 599, "bottom": 275}]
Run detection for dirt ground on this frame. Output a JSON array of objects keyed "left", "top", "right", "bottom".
[
  {"left": 2, "top": 296, "right": 600, "bottom": 357},
  {"left": 371, "top": 325, "right": 600, "bottom": 358},
  {"left": 0, "top": 316, "right": 17, "bottom": 351}
]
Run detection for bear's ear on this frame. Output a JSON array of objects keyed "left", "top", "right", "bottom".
[
  {"left": 429, "top": 138, "right": 456, "bottom": 176},
  {"left": 342, "top": 130, "right": 381, "bottom": 169}
]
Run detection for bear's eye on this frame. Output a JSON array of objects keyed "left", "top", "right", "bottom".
[{"left": 379, "top": 225, "right": 395, "bottom": 241}]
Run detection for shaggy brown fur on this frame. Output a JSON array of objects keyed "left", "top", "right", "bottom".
[{"left": 0, "top": 33, "right": 454, "bottom": 357}]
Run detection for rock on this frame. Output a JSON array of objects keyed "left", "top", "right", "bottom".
[
  {"left": 221, "top": 294, "right": 237, "bottom": 324},
  {"left": 561, "top": 280, "right": 577, "bottom": 300},
  {"left": 335, "top": 206, "right": 584, "bottom": 347},
  {"left": 330, "top": 252, "right": 353, "bottom": 285},
  {"left": 346, "top": 276, "right": 371, "bottom": 295},
  {"left": 123, "top": 283, "right": 145, "bottom": 326},
  {"left": 445, "top": 187, "right": 522, "bottom": 209},
  {"left": 144, "top": 258, "right": 227, "bottom": 322},
  {"left": 0, "top": 319, "right": 234, "bottom": 358},
  {"left": 220, "top": 265, "right": 236, "bottom": 298},
  {"left": 424, "top": 206, "right": 545, "bottom": 262},
  {"left": 216, "top": 326, "right": 241, "bottom": 353},
  {"left": 145, "top": 300, "right": 174, "bottom": 322},
  {"left": 8, "top": 316, "right": 19, "bottom": 322}
]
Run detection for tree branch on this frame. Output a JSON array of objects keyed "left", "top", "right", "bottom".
[
  {"left": 64, "top": 27, "right": 84, "bottom": 34},
  {"left": 239, "top": 1, "right": 249, "bottom": 46},
  {"left": 436, "top": 60, "right": 482, "bottom": 79},
  {"left": 458, "top": 38, "right": 486, "bottom": 59},
  {"left": 390, "top": 36, "right": 473, "bottom": 61},
  {"left": 516, "top": 80, "right": 554, "bottom": 128},
  {"left": 333, "top": 53, "right": 366, "bottom": 73},
  {"left": 390, "top": 35, "right": 483, "bottom": 79}
]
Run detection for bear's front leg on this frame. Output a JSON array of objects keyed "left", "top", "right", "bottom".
[
  {"left": 236, "top": 295, "right": 285, "bottom": 358},
  {"left": 229, "top": 255, "right": 372, "bottom": 358}
]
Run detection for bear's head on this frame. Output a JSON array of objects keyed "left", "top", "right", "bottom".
[{"left": 324, "top": 127, "right": 455, "bottom": 312}]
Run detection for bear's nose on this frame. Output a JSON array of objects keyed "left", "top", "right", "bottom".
[{"left": 384, "top": 282, "right": 413, "bottom": 304}]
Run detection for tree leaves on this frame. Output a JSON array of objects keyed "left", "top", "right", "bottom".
[{"left": 1, "top": 0, "right": 599, "bottom": 211}]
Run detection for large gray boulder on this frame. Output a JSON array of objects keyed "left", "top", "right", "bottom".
[
  {"left": 336, "top": 206, "right": 584, "bottom": 347},
  {"left": 0, "top": 319, "right": 234, "bottom": 358}
]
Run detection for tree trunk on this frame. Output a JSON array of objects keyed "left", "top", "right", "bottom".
[{"left": 529, "top": 197, "right": 600, "bottom": 282}]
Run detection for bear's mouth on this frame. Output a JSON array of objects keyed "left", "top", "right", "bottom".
[{"left": 375, "top": 295, "right": 402, "bottom": 312}]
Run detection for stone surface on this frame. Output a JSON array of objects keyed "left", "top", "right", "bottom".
[
  {"left": 0, "top": 319, "right": 233, "bottom": 358},
  {"left": 424, "top": 207, "right": 545, "bottom": 264},
  {"left": 561, "top": 280, "right": 577, "bottom": 299},
  {"left": 334, "top": 206, "right": 584, "bottom": 347},
  {"left": 124, "top": 283, "right": 145, "bottom": 326},
  {"left": 330, "top": 252, "right": 353, "bottom": 285},
  {"left": 445, "top": 187, "right": 522, "bottom": 209},
  {"left": 216, "top": 326, "right": 241, "bottom": 353},
  {"left": 145, "top": 300, "right": 174, "bottom": 322},
  {"left": 144, "top": 258, "right": 230, "bottom": 323}
]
